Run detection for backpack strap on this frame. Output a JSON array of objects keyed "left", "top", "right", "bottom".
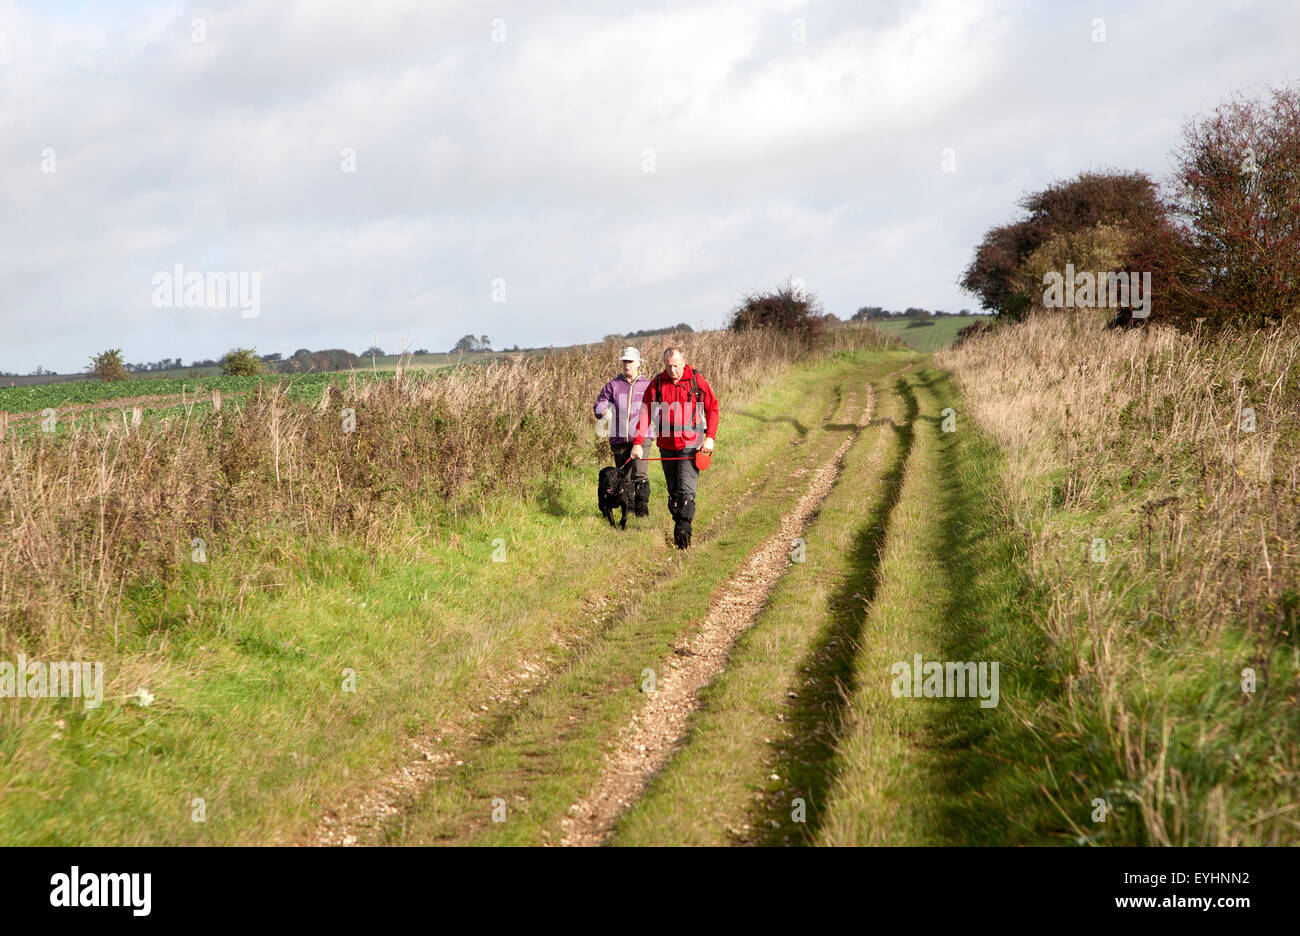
[{"left": 688, "top": 372, "right": 708, "bottom": 440}]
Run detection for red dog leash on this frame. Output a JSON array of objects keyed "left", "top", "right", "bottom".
[{"left": 618, "top": 450, "right": 711, "bottom": 470}]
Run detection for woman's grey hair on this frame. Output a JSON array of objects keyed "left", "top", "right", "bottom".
[{"left": 662, "top": 346, "right": 685, "bottom": 363}]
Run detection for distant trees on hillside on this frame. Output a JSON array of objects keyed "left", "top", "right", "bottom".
[
  {"left": 603, "top": 322, "right": 694, "bottom": 341},
  {"left": 8, "top": 346, "right": 390, "bottom": 380},
  {"left": 276, "top": 348, "right": 361, "bottom": 373},
  {"left": 451, "top": 335, "right": 492, "bottom": 353},
  {"left": 126, "top": 357, "right": 184, "bottom": 372},
  {"left": 852, "top": 306, "right": 972, "bottom": 321},
  {"left": 217, "top": 347, "right": 364, "bottom": 376}
]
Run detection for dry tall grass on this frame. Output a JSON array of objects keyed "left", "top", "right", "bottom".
[
  {"left": 0, "top": 325, "right": 893, "bottom": 654},
  {"left": 939, "top": 314, "right": 1300, "bottom": 843}
]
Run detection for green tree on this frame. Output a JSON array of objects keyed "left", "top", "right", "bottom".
[
  {"left": 87, "top": 348, "right": 129, "bottom": 381},
  {"left": 222, "top": 347, "right": 264, "bottom": 376}
]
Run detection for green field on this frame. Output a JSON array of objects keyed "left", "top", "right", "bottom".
[
  {"left": 867, "top": 316, "right": 988, "bottom": 352},
  {"left": 0, "top": 371, "right": 395, "bottom": 418},
  {"left": 0, "top": 351, "right": 532, "bottom": 415}
]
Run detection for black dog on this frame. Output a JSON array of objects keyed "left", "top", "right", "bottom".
[{"left": 598, "top": 465, "right": 635, "bottom": 530}]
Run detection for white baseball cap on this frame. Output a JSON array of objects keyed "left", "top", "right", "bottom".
[{"left": 619, "top": 347, "right": 641, "bottom": 362}]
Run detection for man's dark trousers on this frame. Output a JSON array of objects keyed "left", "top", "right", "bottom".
[{"left": 660, "top": 447, "right": 700, "bottom": 548}]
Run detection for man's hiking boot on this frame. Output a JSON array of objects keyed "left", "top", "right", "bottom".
[{"left": 670, "top": 496, "right": 694, "bottom": 549}]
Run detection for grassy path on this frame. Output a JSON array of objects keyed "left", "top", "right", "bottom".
[
  {"left": 609, "top": 366, "right": 914, "bottom": 844},
  {"left": 866, "top": 316, "right": 989, "bottom": 352},
  {"left": 813, "top": 367, "right": 1059, "bottom": 844},
  {"left": 611, "top": 366, "right": 1067, "bottom": 846}
]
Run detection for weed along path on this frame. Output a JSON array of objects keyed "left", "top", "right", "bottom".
[{"left": 354, "top": 354, "right": 915, "bottom": 846}]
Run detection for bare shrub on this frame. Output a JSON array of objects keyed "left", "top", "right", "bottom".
[{"left": 728, "top": 279, "right": 828, "bottom": 346}]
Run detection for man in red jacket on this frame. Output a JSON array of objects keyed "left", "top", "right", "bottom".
[{"left": 630, "top": 346, "right": 719, "bottom": 549}]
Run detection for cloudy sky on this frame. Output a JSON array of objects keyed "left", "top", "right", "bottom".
[{"left": 1, "top": 0, "right": 1296, "bottom": 373}]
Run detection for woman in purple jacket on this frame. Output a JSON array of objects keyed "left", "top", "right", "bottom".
[{"left": 594, "top": 347, "right": 652, "bottom": 516}]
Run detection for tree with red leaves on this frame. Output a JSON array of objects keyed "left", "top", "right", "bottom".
[{"left": 1168, "top": 84, "right": 1300, "bottom": 330}]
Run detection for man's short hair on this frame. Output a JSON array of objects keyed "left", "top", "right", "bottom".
[{"left": 663, "top": 346, "right": 685, "bottom": 363}]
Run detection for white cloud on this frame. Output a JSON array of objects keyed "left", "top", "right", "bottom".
[{"left": 0, "top": 0, "right": 1296, "bottom": 371}]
